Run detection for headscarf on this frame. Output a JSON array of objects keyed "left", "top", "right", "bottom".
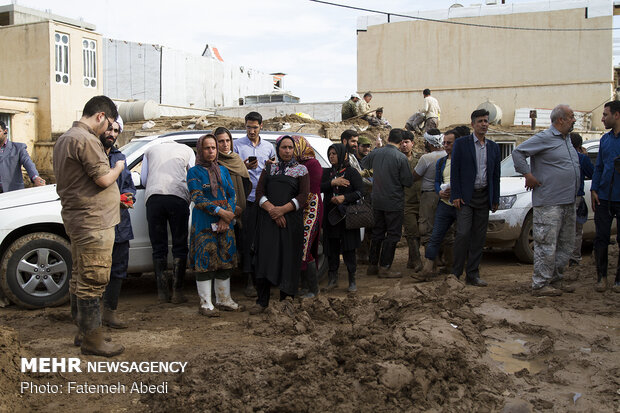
[
  {"left": 291, "top": 135, "right": 315, "bottom": 162},
  {"left": 196, "top": 134, "right": 222, "bottom": 197},
  {"left": 328, "top": 143, "right": 350, "bottom": 178},
  {"left": 424, "top": 131, "right": 444, "bottom": 148},
  {"left": 215, "top": 127, "right": 249, "bottom": 179},
  {"left": 274, "top": 135, "right": 299, "bottom": 175}
]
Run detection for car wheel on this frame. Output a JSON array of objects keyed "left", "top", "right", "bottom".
[
  {"left": 514, "top": 213, "right": 534, "bottom": 264},
  {"left": 0, "top": 232, "right": 71, "bottom": 309}
]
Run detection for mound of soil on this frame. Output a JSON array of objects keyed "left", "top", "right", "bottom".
[
  {"left": 145, "top": 280, "right": 511, "bottom": 412},
  {"left": 0, "top": 327, "right": 27, "bottom": 413}
]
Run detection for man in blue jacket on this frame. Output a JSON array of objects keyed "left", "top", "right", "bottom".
[
  {"left": 591, "top": 100, "right": 620, "bottom": 293},
  {"left": 0, "top": 120, "right": 46, "bottom": 192},
  {"left": 99, "top": 116, "right": 137, "bottom": 328},
  {"left": 450, "top": 109, "right": 501, "bottom": 286}
]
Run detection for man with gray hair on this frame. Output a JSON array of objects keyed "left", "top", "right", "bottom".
[{"left": 512, "top": 104, "right": 580, "bottom": 296}]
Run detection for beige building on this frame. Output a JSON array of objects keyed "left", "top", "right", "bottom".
[
  {"left": 357, "top": 0, "right": 614, "bottom": 131},
  {"left": 0, "top": 4, "right": 102, "bottom": 176}
]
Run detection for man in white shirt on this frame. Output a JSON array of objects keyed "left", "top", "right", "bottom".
[{"left": 421, "top": 89, "right": 440, "bottom": 131}]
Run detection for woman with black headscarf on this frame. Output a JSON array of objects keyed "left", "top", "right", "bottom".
[
  {"left": 321, "top": 143, "right": 364, "bottom": 292},
  {"left": 249, "top": 136, "right": 310, "bottom": 314}
]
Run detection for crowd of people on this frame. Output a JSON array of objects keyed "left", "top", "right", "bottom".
[{"left": 0, "top": 93, "right": 616, "bottom": 358}]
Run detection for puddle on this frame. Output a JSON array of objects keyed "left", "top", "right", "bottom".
[{"left": 487, "top": 339, "right": 546, "bottom": 374}]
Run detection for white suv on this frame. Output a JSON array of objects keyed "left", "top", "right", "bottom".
[{"left": 0, "top": 131, "right": 333, "bottom": 308}]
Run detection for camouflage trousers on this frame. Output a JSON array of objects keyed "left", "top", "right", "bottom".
[{"left": 532, "top": 203, "right": 576, "bottom": 289}]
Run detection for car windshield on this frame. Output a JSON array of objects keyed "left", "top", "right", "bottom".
[
  {"left": 120, "top": 140, "right": 150, "bottom": 159},
  {"left": 500, "top": 156, "right": 528, "bottom": 177}
]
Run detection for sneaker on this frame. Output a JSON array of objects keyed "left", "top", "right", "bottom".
[{"left": 531, "top": 285, "right": 563, "bottom": 297}]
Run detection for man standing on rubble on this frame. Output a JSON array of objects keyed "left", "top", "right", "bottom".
[
  {"left": 53, "top": 95, "right": 125, "bottom": 357},
  {"left": 421, "top": 89, "right": 440, "bottom": 132},
  {"left": 512, "top": 104, "right": 580, "bottom": 296}
]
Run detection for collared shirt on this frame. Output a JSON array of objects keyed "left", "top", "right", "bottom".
[
  {"left": 422, "top": 96, "right": 440, "bottom": 119},
  {"left": 233, "top": 135, "right": 275, "bottom": 202},
  {"left": 361, "top": 144, "right": 413, "bottom": 211},
  {"left": 473, "top": 134, "right": 488, "bottom": 189},
  {"left": 414, "top": 150, "right": 446, "bottom": 191},
  {"left": 53, "top": 121, "right": 120, "bottom": 235},
  {"left": 512, "top": 125, "right": 580, "bottom": 207},
  {"left": 591, "top": 129, "right": 620, "bottom": 201},
  {"left": 142, "top": 141, "right": 195, "bottom": 203}
]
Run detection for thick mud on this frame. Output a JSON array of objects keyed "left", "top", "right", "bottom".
[{"left": 1, "top": 247, "right": 618, "bottom": 412}]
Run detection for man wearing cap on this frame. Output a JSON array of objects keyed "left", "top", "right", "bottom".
[
  {"left": 99, "top": 116, "right": 136, "bottom": 329},
  {"left": 450, "top": 109, "right": 501, "bottom": 287},
  {"left": 356, "top": 135, "right": 373, "bottom": 162},
  {"left": 0, "top": 120, "right": 46, "bottom": 193},
  {"left": 412, "top": 129, "right": 446, "bottom": 256},
  {"left": 342, "top": 93, "right": 361, "bottom": 121}
]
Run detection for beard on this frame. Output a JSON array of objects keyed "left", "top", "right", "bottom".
[{"left": 99, "top": 135, "right": 116, "bottom": 149}]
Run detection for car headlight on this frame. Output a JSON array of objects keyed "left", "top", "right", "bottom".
[{"left": 497, "top": 195, "right": 517, "bottom": 210}]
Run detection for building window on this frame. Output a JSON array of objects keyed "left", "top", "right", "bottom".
[
  {"left": 497, "top": 142, "right": 515, "bottom": 160},
  {"left": 55, "top": 32, "right": 70, "bottom": 84},
  {"left": 82, "top": 39, "right": 97, "bottom": 88}
]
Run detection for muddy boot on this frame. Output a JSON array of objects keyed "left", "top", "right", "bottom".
[
  {"left": 302, "top": 262, "right": 319, "bottom": 299},
  {"left": 70, "top": 294, "right": 83, "bottom": 347},
  {"left": 324, "top": 271, "right": 338, "bottom": 291},
  {"left": 595, "top": 277, "right": 607, "bottom": 293},
  {"left": 406, "top": 237, "right": 422, "bottom": 271},
  {"left": 243, "top": 273, "right": 258, "bottom": 298},
  {"left": 102, "top": 307, "right": 128, "bottom": 329},
  {"left": 347, "top": 272, "right": 357, "bottom": 293},
  {"left": 154, "top": 259, "right": 170, "bottom": 303},
  {"left": 171, "top": 258, "right": 188, "bottom": 304},
  {"left": 378, "top": 266, "right": 402, "bottom": 278},
  {"left": 378, "top": 241, "right": 401, "bottom": 278},
  {"left": 420, "top": 257, "right": 436, "bottom": 278},
  {"left": 78, "top": 298, "right": 124, "bottom": 357},
  {"left": 214, "top": 278, "right": 241, "bottom": 311},
  {"left": 196, "top": 279, "right": 220, "bottom": 317},
  {"left": 366, "top": 240, "right": 381, "bottom": 276}
]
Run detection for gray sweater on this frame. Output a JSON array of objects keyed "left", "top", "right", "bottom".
[{"left": 511, "top": 126, "right": 580, "bottom": 207}]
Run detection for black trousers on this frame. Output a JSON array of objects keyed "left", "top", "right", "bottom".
[
  {"left": 240, "top": 201, "right": 259, "bottom": 274},
  {"left": 594, "top": 199, "right": 620, "bottom": 282},
  {"left": 146, "top": 195, "right": 189, "bottom": 261},
  {"left": 371, "top": 209, "right": 403, "bottom": 244},
  {"left": 453, "top": 188, "right": 489, "bottom": 280},
  {"left": 327, "top": 238, "right": 356, "bottom": 275}
]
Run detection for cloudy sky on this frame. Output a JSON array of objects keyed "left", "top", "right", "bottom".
[{"left": 16, "top": 0, "right": 619, "bottom": 102}]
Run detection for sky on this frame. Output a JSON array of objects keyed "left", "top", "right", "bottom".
[{"left": 13, "top": 0, "right": 620, "bottom": 103}]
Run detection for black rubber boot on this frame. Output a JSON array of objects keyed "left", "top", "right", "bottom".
[
  {"left": 154, "top": 259, "right": 170, "bottom": 303},
  {"left": 595, "top": 247, "right": 608, "bottom": 282},
  {"left": 348, "top": 272, "right": 357, "bottom": 292},
  {"left": 70, "top": 294, "right": 82, "bottom": 347},
  {"left": 406, "top": 237, "right": 422, "bottom": 271},
  {"left": 302, "top": 263, "right": 319, "bottom": 298},
  {"left": 78, "top": 298, "right": 124, "bottom": 357},
  {"left": 367, "top": 240, "right": 382, "bottom": 275},
  {"left": 171, "top": 258, "right": 188, "bottom": 304},
  {"left": 243, "top": 273, "right": 258, "bottom": 298},
  {"left": 325, "top": 271, "right": 338, "bottom": 291}
]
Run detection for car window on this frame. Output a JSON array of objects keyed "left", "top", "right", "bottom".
[
  {"left": 120, "top": 140, "right": 150, "bottom": 160},
  {"left": 500, "top": 156, "right": 527, "bottom": 177},
  {"left": 586, "top": 145, "right": 598, "bottom": 166}
]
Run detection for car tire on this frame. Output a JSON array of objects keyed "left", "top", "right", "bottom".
[
  {"left": 0, "top": 232, "right": 72, "bottom": 309},
  {"left": 514, "top": 213, "right": 534, "bottom": 264}
]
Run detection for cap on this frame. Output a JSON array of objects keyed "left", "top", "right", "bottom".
[
  {"left": 358, "top": 136, "right": 372, "bottom": 146},
  {"left": 351, "top": 93, "right": 361, "bottom": 99}
]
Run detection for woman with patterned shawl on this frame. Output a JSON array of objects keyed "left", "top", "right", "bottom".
[
  {"left": 187, "top": 134, "right": 240, "bottom": 317},
  {"left": 291, "top": 135, "right": 324, "bottom": 299},
  {"left": 249, "top": 136, "right": 310, "bottom": 314}
]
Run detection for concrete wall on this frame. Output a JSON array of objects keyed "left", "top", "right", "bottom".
[
  {"left": 357, "top": 7, "right": 613, "bottom": 130},
  {"left": 215, "top": 101, "right": 343, "bottom": 122}
]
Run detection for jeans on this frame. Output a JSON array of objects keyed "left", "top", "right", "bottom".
[{"left": 425, "top": 201, "right": 456, "bottom": 260}]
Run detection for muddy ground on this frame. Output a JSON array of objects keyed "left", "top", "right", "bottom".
[{"left": 1, "top": 245, "right": 618, "bottom": 413}]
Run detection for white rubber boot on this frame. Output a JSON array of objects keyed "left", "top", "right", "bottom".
[
  {"left": 214, "top": 278, "right": 240, "bottom": 311},
  {"left": 196, "top": 280, "right": 219, "bottom": 317}
]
